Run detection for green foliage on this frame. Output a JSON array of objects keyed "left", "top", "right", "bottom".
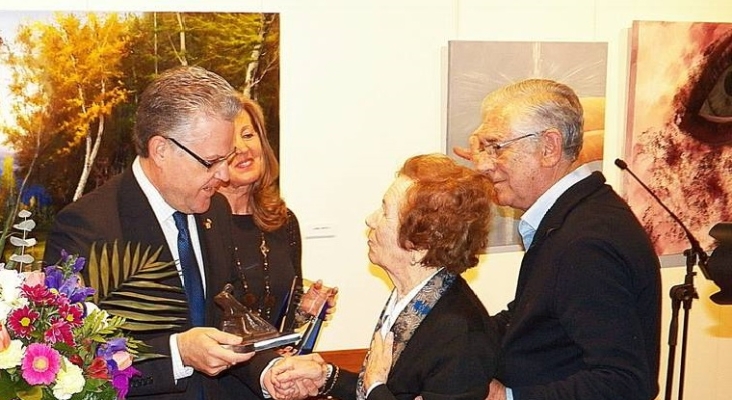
[
  {"left": 0, "top": 252, "right": 143, "bottom": 400},
  {"left": 1, "top": 11, "right": 280, "bottom": 205},
  {"left": 86, "top": 241, "right": 187, "bottom": 334}
]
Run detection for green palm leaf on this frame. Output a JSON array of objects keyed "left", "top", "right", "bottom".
[{"left": 86, "top": 241, "right": 187, "bottom": 333}]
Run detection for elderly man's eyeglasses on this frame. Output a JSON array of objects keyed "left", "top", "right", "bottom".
[
  {"left": 477, "top": 132, "right": 539, "bottom": 158},
  {"left": 166, "top": 137, "right": 236, "bottom": 170}
]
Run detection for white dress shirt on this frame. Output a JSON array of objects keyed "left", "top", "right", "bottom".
[{"left": 131, "top": 157, "right": 206, "bottom": 380}]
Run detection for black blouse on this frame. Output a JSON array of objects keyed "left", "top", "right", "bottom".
[{"left": 230, "top": 210, "right": 302, "bottom": 327}]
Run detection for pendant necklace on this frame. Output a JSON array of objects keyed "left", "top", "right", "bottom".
[{"left": 234, "top": 230, "right": 275, "bottom": 320}]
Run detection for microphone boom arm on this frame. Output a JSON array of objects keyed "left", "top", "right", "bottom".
[{"left": 614, "top": 158, "right": 710, "bottom": 278}]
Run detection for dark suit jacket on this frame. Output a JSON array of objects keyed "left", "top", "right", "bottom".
[
  {"left": 329, "top": 276, "right": 498, "bottom": 400},
  {"left": 44, "top": 167, "right": 276, "bottom": 400},
  {"left": 491, "top": 172, "right": 662, "bottom": 400}
]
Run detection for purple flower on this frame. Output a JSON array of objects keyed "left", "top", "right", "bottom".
[
  {"left": 44, "top": 266, "right": 64, "bottom": 290},
  {"left": 97, "top": 337, "right": 140, "bottom": 399},
  {"left": 56, "top": 250, "right": 86, "bottom": 273},
  {"left": 60, "top": 275, "right": 95, "bottom": 303},
  {"left": 44, "top": 266, "right": 94, "bottom": 304},
  {"left": 71, "top": 256, "right": 86, "bottom": 273},
  {"left": 111, "top": 364, "right": 140, "bottom": 399},
  {"left": 98, "top": 337, "right": 128, "bottom": 359}
]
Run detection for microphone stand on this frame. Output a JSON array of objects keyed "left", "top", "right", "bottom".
[
  {"left": 614, "top": 159, "right": 709, "bottom": 400},
  {"left": 665, "top": 247, "right": 705, "bottom": 400}
]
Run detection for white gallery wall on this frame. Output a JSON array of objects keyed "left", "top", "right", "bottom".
[{"left": 5, "top": 1, "right": 732, "bottom": 399}]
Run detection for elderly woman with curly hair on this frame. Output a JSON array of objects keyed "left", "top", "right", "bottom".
[{"left": 267, "top": 153, "right": 499, "bottom": 400}]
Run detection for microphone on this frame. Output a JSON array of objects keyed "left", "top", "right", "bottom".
[{"left": 614, "top": 158, "right": 710, "bottom": 279}]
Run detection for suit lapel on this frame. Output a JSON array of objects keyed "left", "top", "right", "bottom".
[
  {"left": 117, "top": 169, "right": 173, "bottom": 261},
  {"left": 197, "top": 194, "right": 235, "bottom": 326}
]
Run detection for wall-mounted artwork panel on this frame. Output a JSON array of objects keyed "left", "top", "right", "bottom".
[
  {"left": 624, "top": 20, "right": 732, "bottom": 256},
  {"left": 0, "top": 11, "right": 279, "bottom": 239}
]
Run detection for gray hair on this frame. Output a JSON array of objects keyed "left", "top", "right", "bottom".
[
  {"left": 483, "top": 78, "right": 584, "bottom": 161},
  {"left": 133, "top": 66, "right": 242, "bottom": 156}
]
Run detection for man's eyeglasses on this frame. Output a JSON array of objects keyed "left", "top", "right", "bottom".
[
  {"left": 477, "top": 132, "right": 540, "bottom": 158},
  {"left": 167, "top": 137, "right": 236, "bottom": 170}
]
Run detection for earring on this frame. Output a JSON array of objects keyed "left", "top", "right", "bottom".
[{"left": 409, "top": 252, "right": 419, "bottom": 266}]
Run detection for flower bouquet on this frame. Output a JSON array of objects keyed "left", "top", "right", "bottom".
[{"left": 0, "top": 251, "right": 144, "bottom": 400}]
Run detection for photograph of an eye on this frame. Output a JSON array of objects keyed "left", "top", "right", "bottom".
[
  {"left": 624, "top": 21, "right": 732, "bottom": 257},
  {"left": 673, "top": 27, "right": 732, "bottom": 145}
]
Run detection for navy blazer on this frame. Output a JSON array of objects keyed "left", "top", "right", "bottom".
[
  {"left": 492, "top": 172, "right": 662, "bottom": 400},
  {"left": 44, "top": 167, "right": 276, "bottom": 399}
]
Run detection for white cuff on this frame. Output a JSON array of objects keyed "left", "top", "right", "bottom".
[
  {"left": 170, "top": 334, "right": 194, "bottom": 381},
  {"left": 259, "top": 357, "right": 284, "bottom": 398}
]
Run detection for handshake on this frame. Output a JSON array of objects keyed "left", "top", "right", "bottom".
[
  {"left": 261, "top": 331, "right": 394, "bottom": 400},
  {"left": 262, "top": 353, "right": 335, "bottom": 400}
]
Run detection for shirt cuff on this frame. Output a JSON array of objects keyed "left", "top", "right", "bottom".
[
  {"left": 506, "top": 387, "right": 514, "bottom": 400},
  {"left": 170, "top": 334, "right": 194, "bottom": 381}
]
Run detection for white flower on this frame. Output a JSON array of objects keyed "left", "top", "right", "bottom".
[
  {"left": 85, "top": 302, "right": 101, "bottom": 315},
  {"left": 0, "top": 269, "right": 28, "bottom": 321},
  {"left": 0, "top": 339, "right": 25, "bottom": 369},
  {"left": 52, "top": 358, "right": 85, "bottom": 400}
]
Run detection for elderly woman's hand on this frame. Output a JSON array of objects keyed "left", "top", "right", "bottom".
[
  {"left": 264, "top": 354, "right": 328, "bottom": 400},
  {"left": 363, "top": 331, "right": 394, "bottom": 389}
]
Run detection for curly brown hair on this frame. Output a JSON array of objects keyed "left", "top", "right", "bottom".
[{"left": 397, "top": 154, "right": 493, "bottom": 274}]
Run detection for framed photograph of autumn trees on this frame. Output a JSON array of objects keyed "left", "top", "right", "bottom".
[{"left": 0, "top": 11, "right": 280, "bottom": 254}]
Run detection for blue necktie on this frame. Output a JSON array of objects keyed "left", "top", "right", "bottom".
[{"left": 173, "top": 211, "right": 205, "bottom": 327}]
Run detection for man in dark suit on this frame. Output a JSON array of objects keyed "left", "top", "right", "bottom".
[
  {"left": 464, "top": 79, "right": 662, "bottom": 400},
  {"left": 43, "top": 66, "right": 309, "bottom": 399}
]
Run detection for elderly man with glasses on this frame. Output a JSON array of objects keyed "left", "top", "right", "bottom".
[
  {"left": 43, "top": 66, "right": 320, "bottom": 400},
  {"left": 466, "top": 79, "right": 662, "bottom": 400}
]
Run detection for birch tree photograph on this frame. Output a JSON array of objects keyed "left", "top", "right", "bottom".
[{"left": 0, "top": 11, "right": 280, "bottom": 254}]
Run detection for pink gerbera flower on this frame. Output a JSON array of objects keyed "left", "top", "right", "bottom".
[
  {"left": 21, "top": 343, "right": 61, "bottom": 385},
  {"left": 7, "top": 306, "right": 40, "bottom": 338}
]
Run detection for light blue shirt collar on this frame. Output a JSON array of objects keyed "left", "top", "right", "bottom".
[{"left": 518, "top": 164, "right": 593, "bottom": 249}]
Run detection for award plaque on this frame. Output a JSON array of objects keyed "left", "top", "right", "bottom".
[{"left": 215, "top": 283, "right": 301, "bottom": 352}]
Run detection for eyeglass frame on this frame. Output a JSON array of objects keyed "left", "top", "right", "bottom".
[
  {"left": 166, "top": 136, "right": 236, "bottom": 170},
  {"left": 476, "top": 132, "right": 542, "bottom": 158}
]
